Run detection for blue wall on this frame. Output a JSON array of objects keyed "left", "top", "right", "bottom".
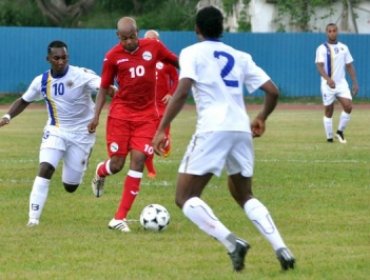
[{"left": 0, "top": 27, "right": 369, "bottom": 97}]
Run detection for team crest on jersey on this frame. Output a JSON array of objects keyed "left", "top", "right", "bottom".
[
  {"left": 156, "top": 62, "right": 164, "bottom": 70},
  {"left": 67, "top": 80, "right": 74, "bottom": 88},
  {"left": 142, "top": 51, "right": 152, "bottom": 61},
  {"left": 42, "top": 130, "right": 50, "bottom": 139},
  {"left": 110, "top": 142, "right": 119, "bottom": 153}
]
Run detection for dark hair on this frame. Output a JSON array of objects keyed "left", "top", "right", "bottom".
[
  {"left": 326, "top": 23, "right": 337, "bottom": 30},
  {"left": 196, "top": 6, "right": 223, "bottom": 39},
  {"left": 47, "top": 40, "right": 68, "bottom": 54}
]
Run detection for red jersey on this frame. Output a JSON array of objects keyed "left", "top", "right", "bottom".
[
  {"left": 101, "top": 39, "right": 178, "bottom": 121},
  {"left": 155, "top": 62, "right": 178, "bottom": 116}
]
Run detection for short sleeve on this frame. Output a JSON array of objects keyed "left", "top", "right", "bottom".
[
  {"left": 22, "top": 76, "right": 43, "bottom": 102},
  {"left": 241, "top": 52, "right": 270, "bottom": 93},
  {"left": 315, "top": 45, "right": 326, "bottom": 64},
  {"left": 179, "top": 47, "right": 197, "bottom": 81}
]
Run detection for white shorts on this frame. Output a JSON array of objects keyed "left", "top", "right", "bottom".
[
  {"left": 39, "top": 126, "right": 95, "bottom": 185},
  {"left": 321, "top": 85, "right": 352, "bottom": 106},
  {"left": 179, "top": 131, "right": 254, "bottom": 177}
]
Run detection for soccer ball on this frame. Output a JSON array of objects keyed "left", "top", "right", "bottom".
[{"left": 139, "top": 204, "right": 170, "bottom": 231}]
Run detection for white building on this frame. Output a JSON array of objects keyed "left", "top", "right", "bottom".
[{"left": 198, "top": 0, "right": 370, "bottom": 33}]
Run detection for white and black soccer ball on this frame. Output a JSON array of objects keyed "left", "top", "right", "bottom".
[{"left": 139, "top": 204, "right": 170, "bottom": 231}]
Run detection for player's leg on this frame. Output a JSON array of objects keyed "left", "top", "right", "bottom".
[
  {"left": 92, "top": 116, "right": 128, "bottom": 197},
  {"left": 177, "top": 131, "right": 249, "bottom": 271},
  {"left": 226, "top": 131, "right": 295, "bottom": 270},
  {"left": 109, "top": 120, "right": 157, "bottom": 232},
  {"left": 322, "top": 89, "right": 336, "bottom": 142},
  {"left": 28, "top": 147, "right": 63, "bottom": 227},
  {"left": 112, "top": 149, "right": 146, "bottom": 222},
  {"left": 229, "top": 187, "right": 296, "bottom": 271},
  {"left": 323, "top": 103, "right": 335, "bottom": 142},
  {"left": 62, "top": 142, "right": 94, "bottom": 193},
  {"left": 336, "top": 95, "right": 352, "bottom": 143}
]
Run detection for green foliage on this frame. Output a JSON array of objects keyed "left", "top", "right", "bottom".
[
  {"left": 274, "top": 0, "right": 340, "bottom": 31},
  {"left": 1, "top": 106, "right": 370, "bottom": 279},
  {"left": 0, "top": 0, "right": 49, "bottom": 26},
  {"left": 80, "top": 0, "right": 199, "bottom": 30}
]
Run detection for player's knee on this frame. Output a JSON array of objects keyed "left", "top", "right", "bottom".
[
  {"left": 343, "top": 104, "right": 352, "bottom": 113},
  {"left": 109, "top": 158, "right": 125, "bottom": 173},
  {"left": 63, "top": 183, "right": 79, "bottom": 193},
  {"left": 38, "top": 162, "right": 55, "bottom": 179}
]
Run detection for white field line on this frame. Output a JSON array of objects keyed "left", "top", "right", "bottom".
[{"left": 0, "top": 159, "right": 367, "bottom": 185}]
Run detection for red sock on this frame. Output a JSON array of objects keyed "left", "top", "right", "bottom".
[
  {"left": 145, "top": 155, "right": 156, "bottom": 175},
  {"left": 115, "top": 173, "right": 141, "bottom": 220},
  {"left": 97, "top": 160, "right": 111, "bottom": 177}
]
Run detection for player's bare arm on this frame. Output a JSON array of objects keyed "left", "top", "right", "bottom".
[
  {"left": 153, "top": 78, "right": 192, "bottom": 155},
  {"left": 0, "top": 98, "right": 30, "bottom": 127},
  {"left": 87, "top": 88, "right": 109, "bottom": 133},
  {"left": 346, "top": 63, "right": 359, "bottom": 96},
  {"left": 251, "top": 80, "right": 278, "bottom": 138},
  {"left": 316, "top": 62, "right": 335, "bottom": 88}
]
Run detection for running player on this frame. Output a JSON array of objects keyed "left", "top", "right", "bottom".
[
  {"left": 0, "top": 41, "right": 113, "bottom": 227},
  {"left": 315, "top": 23, "right": 359, "bottom": 143},
  {"left": 88, "top": 17, "right": 178, "bottom": 233},
  {"left": 152, "top": 6, "right": 295, "bottom": 272},
  {"left": 144, "top": 29, "right": 179, "bottom": 178}
]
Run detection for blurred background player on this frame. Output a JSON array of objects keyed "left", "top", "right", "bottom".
[
  {"left": 88, "top": 17, "right": 178, "bottom": 232},
  {"left": 315, "top": 23, "right": 358, "bottom": 143},
  {"left": 144, "top": 29, "right": 179, "bottom": 179},
  {"left": 0, "top": 40, "right": 112, "bottom": 227},
  {"left": 153, "top": 6, "right": 295, "bottom": 272}
]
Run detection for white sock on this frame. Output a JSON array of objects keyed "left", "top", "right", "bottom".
[
  {"left": 323, "top": 116, "right": 333, "bottom": 139},
  {"left": 338, "top": 111, "right": 351, "bottom": 132},
  {"left": 183, "top": 197, "right": 236, "bottom": 252},
  {"left": 29, "top": 176, "right": 50, "bottom": 221},
  {"left": 244, "top": 198, "right": 286, "bottom": 251}
]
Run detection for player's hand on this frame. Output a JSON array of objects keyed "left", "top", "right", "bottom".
[
  {"left": 161, "top": 94, "right": 172, "bottom": 104},
  {"left": 152, "top": 130, "right": 166, "bottom": 156},
  {"left": 326, "top": 78, "right": 335, "bottom": 89},
  {"left": 107, "top": 85, "right": 118, "bottom": 98},
  {"left": 351, "top": 84, "right": 359, "bottom": 97},
  {"left": 87, "top": 117, "right": 99, "bottom": 133},
  {"left": 251, "top": 117, "right": 266, "bottom": 138}
]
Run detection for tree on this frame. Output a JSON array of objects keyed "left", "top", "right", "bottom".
[{"left": 35, "top": 0, "right": 95, "bottom": 27}]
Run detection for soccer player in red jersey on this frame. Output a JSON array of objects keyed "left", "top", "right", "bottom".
[
  {"left": 88, "top": 17, "right": 178, "bottom": 232},
  {"left": 144, "top": 30, "right": 179, "bottom": 178}
]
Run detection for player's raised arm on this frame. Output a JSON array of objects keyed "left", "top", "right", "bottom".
[{"left": 0, "top": 97, "right": 30, "bottom": 127}]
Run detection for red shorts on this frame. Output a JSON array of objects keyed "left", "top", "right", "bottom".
[{"left": 106, "top": 117, "right": 159, "bottom": 157}]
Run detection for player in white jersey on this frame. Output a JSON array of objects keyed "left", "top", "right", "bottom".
[
  {"left": 0, "top": 41, "right": 113, "bottom": 227},
  {"left": 152, "top": 6, "right": 295, "bottom": 272},
  {"left": 315, "top": 23, "right": 359, "bottom": 143}
]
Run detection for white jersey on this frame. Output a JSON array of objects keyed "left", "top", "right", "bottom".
[
  {"left": 22, "top": 65, "right": 100, "bottom": 133},
  {"left": 179, "top": 40, "right": 270, "bottom": 133},
  {"left": 315, "top": 42, "right": 353, "bottom": 91}
]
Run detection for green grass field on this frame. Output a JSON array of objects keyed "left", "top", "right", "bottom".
[{"left": 0, "top": 104, "right": 369, "bottom": 280}]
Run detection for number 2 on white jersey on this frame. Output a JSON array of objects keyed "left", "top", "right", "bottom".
[{"left": 213, "top": 51, "right": 239, "bottom": 87}]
